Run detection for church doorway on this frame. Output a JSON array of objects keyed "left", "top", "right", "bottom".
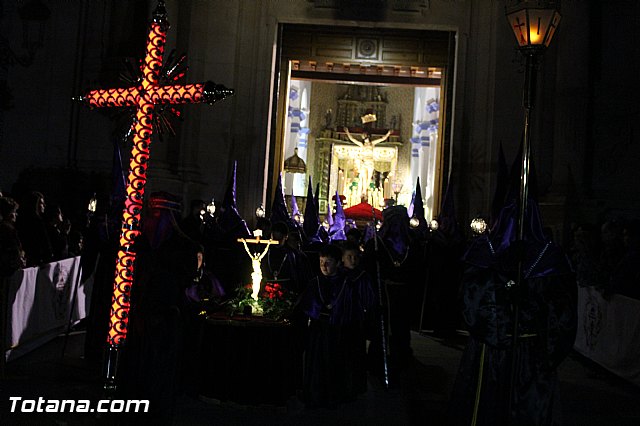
[{"left": 269, "top": 24, "right": 455, "bottom": 221}]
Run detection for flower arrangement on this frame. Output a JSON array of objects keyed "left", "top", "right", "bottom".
[
  {"left": 226, "top": 282, "right": 296, "bottom": 321},
  {"left": 260, "top": 283, "right": 295, "bottom": 320}
]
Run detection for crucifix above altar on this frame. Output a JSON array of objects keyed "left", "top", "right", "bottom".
[{"left": 330, "top": 139, "right": 398, "bottom": 209}]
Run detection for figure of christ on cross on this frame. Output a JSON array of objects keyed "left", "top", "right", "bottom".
[
  {"left": 77, "top": 1, "right": 233, "bottom": 389},
  {"left": 343, "top": 126, "right": 392, "bottom": 196},
  {"left": 239, "top": 234, "right": 280, "bottom": 301}
]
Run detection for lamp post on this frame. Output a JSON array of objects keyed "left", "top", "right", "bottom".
[
  {"left": 506, "top": 0, "right": 561, "bottom": 242},
  {"left": 504, "top": 1, "right": 560, "bottom": 423}
]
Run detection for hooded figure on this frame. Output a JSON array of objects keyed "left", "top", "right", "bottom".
[
  {"left": 408, "top": 177, "right": 429, "bottom": 241},
  {"left": 420, "top": 178, "right": 465, "bottom": 335},
  {"left": 447, "top": 198, "right": 576, "bottom": 426},
  {"left": 16, "top": 191, "right": 52, "bottom": 266},
  {"left": 270, "top": 173, "right": 297, "bottom": 232},
  {"left": 299, "top": 243, "right": 374, "bottom": 407},
  {"left": 328, "top": 191, "right": 347, "bottom": 242},
  {"left": 291, "top": 193, "right": 303, "bottom": 229},
  {"left": 363, "top": 205, "right": 426, "bottom": 378},
  {"left": 216, "top": 161, "right": 251, "bottom": 242},
  {"left": 303, "top": 176, "right": 328, "bottom": 247},
  {"left": 122, "top": 192, "right": 203, "bottom": 421},
  {"left": 205, "top": 161, "right": 251, "bottom": 294},
  {"left": 0, "top": 197, "right": 25, "bottom": 276}
]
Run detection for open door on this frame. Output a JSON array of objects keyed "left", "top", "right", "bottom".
[{"left": 269, "top": 25, "right": 455, "bottom": 222}]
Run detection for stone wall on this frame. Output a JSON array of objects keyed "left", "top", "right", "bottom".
[{"left": 2, "top": 1, "right": 636, "bottom": 241}]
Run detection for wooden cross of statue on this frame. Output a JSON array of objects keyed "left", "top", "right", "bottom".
[{"left": 76, "top": 1, "right": 233, "bottom": 389}]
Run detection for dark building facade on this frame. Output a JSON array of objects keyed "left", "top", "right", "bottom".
[{"left": 1, "top": 0, "right": 638, "bottom": 242}]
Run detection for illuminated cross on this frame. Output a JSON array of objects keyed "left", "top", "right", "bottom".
[{"left": 76, "top": 1, "right": 233, "bottom": 387}]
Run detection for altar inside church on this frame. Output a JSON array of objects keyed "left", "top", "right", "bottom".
[
  {"left": 328, "top": 137, "right": 399, "bottom": 209},
  {"left": 281, "top": 80, "right": 442, "bottom": 219}
]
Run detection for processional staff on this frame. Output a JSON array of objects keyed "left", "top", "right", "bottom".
[
  {"left": 371, "top": 206, "right": 390, "bottom": 389},
  {"left": 504, "top": 2, "right": 562, "bottom": 424}
]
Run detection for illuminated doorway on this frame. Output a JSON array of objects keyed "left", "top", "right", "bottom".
[{"left": 271, "top": 25, "right": 454, "bottom": 221}]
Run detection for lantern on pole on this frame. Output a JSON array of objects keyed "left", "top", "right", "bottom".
[{"left": 504, "top": 1, "right": 561, "bottom": 423}]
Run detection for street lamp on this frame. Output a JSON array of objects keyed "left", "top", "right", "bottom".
[
  {"left": 506, "top": 1, "right": 561, "bottom": 229},
  {"left": 504, "top": 1, "right": 560, "bottom": 423},
  {"left": 506, "top": 1, "right": 561, "bottom": 51},
  {"left": 506, "top": 1, "right": 561, "bottom": 230}
]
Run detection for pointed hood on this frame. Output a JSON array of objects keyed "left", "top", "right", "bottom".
[
  {"left": 411, "top": 177, "right": 428, "bottom": 232},
  {"left": 290, "top": 192, "right": 304, "bottom": 233},
  {"left": 490, "top": 198, "right": 546, "bottom": 252},
  {"left": 291, "top": 193, "right": 301, "bottom": 217},
  {"left": 222, "top": 161, "right": 238, "bottom": 209},
  {"left": 436, "top": 177, "right": 459, "bottom": 238},
  {"left": 329, "top": 191, "right": 346, "bottom": 242},
  {"left": 379, "top": 205, "right": 410, "bottom": 256},
  {"left": 270, "top": 173, "right": 296, "bottom": 230},
  {"left": 303, "top": 176, "right": 319, "bottom": 237},
  {"left": 142, "top": 191, "right": 184, "bottom": 249},
  {"left": 407, "top": 190, "right": 415, "bottom": 218},
  {"left": 218, "top": 161, "right": 251, "bottom": 239},
  {"left": 303, "top": 176, "right": 325, "bottom": 244},
  {"left": 463, "top": 197, "right": 571, "bottom": 278}
]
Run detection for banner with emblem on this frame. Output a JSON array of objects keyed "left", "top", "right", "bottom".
[
  {"left": 574, "top": 286, "right": 640, "bottom": 386},
  {"left": 4, "top": 257, "right": 87, "bottom": 361}
]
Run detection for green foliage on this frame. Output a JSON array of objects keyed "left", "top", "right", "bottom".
[{"left": 226, "top": 283, "right": 296, "bottom": 321}]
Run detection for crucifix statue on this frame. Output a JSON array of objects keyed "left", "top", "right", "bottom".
[
  {"left": 76, "top": 1, "right": 233, "bottom": 390},
  {"left": 343, "top": 113, "right": 392, "bottom": 195},
  {"left": 238, "top": 230, "right": 280, "bottom": 302}
]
